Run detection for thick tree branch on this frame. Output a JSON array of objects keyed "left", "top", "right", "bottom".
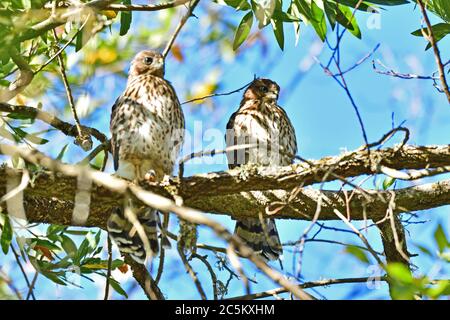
[
  {"left": 179, "top": 144, "right": 450, "bottom": 196},
  {"left": 0, "top": 144, "right": 449, "bottom": 227}
]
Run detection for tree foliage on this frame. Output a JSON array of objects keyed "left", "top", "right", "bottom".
[{"left": 0, "top": 0, "right": 449, "bottom": 300}]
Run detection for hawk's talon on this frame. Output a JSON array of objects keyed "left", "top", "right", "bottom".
[{"left": 144, "top": 170, "right": 157, "bottom": 182}]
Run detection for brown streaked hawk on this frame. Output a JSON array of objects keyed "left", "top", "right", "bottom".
[
  {"left": 225, "top": 78, "right": 297, "bottom": 261},
  {"left": 107, "top": 50, "right": 185, "bottom": 263}
]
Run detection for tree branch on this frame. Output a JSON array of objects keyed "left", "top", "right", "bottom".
[
  {"left": 416, "top": 0, "right": 450, "bottom": 103},
  {"left": 0, "top": 102, "right": 107, "bottom": 145},
  {"left": 0, "top": 145, "right": 449, "bottom": 227}
]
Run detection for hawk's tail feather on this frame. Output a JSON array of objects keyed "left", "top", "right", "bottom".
[
  {"left": 234, "top": 218, "right": 282, "bottom": 261},
  {"left": 107, "top": 207, "right": 160, "bottom": 264}
]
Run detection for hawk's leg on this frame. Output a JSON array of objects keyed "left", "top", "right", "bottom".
[{"left": 144, "top": 169, "right": 157, "bottom": 183}]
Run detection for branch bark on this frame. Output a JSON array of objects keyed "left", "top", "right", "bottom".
[
  {"left": 0, "top": 144, "right": 449, "bottom": 227},
  {"left": 0, "top": 102, "right": 107, "bottom": 144}
]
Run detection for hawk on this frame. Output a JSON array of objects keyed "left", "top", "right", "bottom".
[
  {"left": 107, "top": 50, "right": 185, "bottom": 263},
  {"left": 225, "top": 78, "right": 297, "bottom": 261}
]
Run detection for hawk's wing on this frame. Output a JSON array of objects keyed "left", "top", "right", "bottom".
[
  {"left": 225, "top": 110, "right": 240, "bottom": 170},
  {"left": 110, "top": 98, "right": 120, "bottom": 171}
]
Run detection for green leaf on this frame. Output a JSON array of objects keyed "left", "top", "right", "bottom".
[
  {"left": 336, "top": 4, "right": 362, "bottom": 39},
  {"left": 32, "top": 239, "right": 61, "bottom": 251},
  {"left": 324, "top": 0, "right": 337, "bottom": 30},
  {"left": 382, "top": 176, "right": 396, "bottom": 190},
  {"left": 411, "top": 23, "right": 450, "bottom": 50},
  {"left": 10, "top": 127, "right": 50, "bottom": 144},
  {"left": 111, "top": 259, "right": 126, "bottom": 269},
  {"left": 46, "top": 224, "right": 66, "bottom": 238},
  {"left": 109, "top": 278, "right": 128, "bottom": 298},
  {"left": 233, "top": 11, "right": 253, "bottom": 50},
  {"left": 56, "top": 144, "right": 69, "bottom": 161},
  {"left": 1, "top": 214, "right": 13, "bottom": 254},
  {"left": 40, "top": 271, "right": 67, "bottom": 286},
  {"left": 220, "top": 0, "right": 251, "bottom": 11},
  {"left": 345, "top": 245, "right": 370, "bottom": 264},
  {"left": 426, "top": 280, "right": 450, "bottom": 299},
  {"left": 434, "top": 223, "right": 449, "bottom": 253},
  {"left": 288, "top": 1, "right": 302, "bottom": 45},
  {"left": 271, "top": 9, "right": 301, "bottom": 22},
  {"left": 252, "top": 0, "right": 276, "bottom": 28},
  {"left": 293, "top": 0, "right": 312, "bottom": 21},
  {"left": 414, "top": 244, "right": 433, "bottom": 257},
  {"left": 119, "top": 0, "right": 132, "bottom": 36},
  {"left": 310, "top": 0, "right": 327, "bottom": 41},
  {"left": 387, "top": 262, "right": 413, "bottom": 284},
  {"left": 64, "top": 229, "right": 89, "bottom": 236},
  {"left": 271, "top": 18, "right": 284, "bottom": 50},
  {"left": 75, "top": 31, "right": 83, "bottom": 52},
  {"left": 61, "top": 235, "right": 78, "bottom": 258},
  {"left": 6, "top": 112, "right": 36, "bottom": 120},
  {"left": 332, "top": 0, "right": 372, "bottom": 11}
]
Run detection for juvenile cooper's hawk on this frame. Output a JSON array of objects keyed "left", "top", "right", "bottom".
[
  {"left": 225, "top": 78, "right": 297, "bottom": 261},
  {"left": 107, "top": 50, "right": 185, "bottom": 263}
]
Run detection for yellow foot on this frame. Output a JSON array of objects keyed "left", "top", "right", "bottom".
[{"left": 144, "top": 170, "right": 157, "bottom": 183}]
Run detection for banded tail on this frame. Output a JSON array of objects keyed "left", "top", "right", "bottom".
[
  {"left": 107, "top": 207, "right": 161, "bottom": 264},
  {"left": 234, "top": 218, "right": 282, "bottom": 261}
]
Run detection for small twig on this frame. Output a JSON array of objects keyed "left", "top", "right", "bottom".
[
  {"left": 125, "top": 256, "right": 165, "bottom": 300},
  {"left": 155, "top": 212, "right": 170, "bottom": 285},
  {"left": 227, "top": 276, "right": 388, "bottom": 300},
  {"left": 284, "top": 238, "right": 384, "bottom": 256},
  {"left": 25, "top": 272, "right": 38, "bottom": 300},
  {"left": 190, "top": 253, "right": 219, "bottom": 300},
  {"left": 8, "top": 242, "right": 36, "bottom": 300},
  {"left": 416, "top": 0, "right": 450, "bottom": 103},
  {"left": 372, "top": 59, "right": 440, "bottom": 80},
  {"left": 181, "top": 80, "right": 252, "bottom": 105},
  {"left": 78, "top": 140, "right": 110, "bottom": 165},
  {"left": 362, "top": 126, "right": 409, "bottom": 151},
  {"left": 331, "top": 44, "right": 380, "bottom": 77},
  {"left": 0, "top": 47, "right": 34, "bottom": 102},
  {"left": 227, "top": 244, "right": 250, "bottom": 295},
  {"left": 332, "top": 205, "right": 384, "bottom": 266},
  {"left": 0, "top": 102, "right": 107, "bottom": 144},
  {"left": 104, "top": 236, "right": 112, "bottom": 300},
  {"left": 35, "top": 16, "right": 90, "bottom": 74},
  {"left": 0, "top": 269, "right": 23, "bottom": 300},
  {"left": 177, "top": 243, "right": 207, "bottom": 300},
  {"left": 162, "top": 0, "right": 200, "bottom": 59},
  {"left": 380, "top": 165, "right": 450, "bottom": 181},
  {"left": 178, "top": 143, "right": 258, "bottom": 178},
  {"left": 52, "top": 29, "right": 92, "bottom": 151},
  {"left": 387, "top": 191, "right": 410, "bottom": 263}
]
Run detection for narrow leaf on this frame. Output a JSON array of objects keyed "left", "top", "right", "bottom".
[{"left": 233, "top": 11, "right": 253, "bottom": 50}]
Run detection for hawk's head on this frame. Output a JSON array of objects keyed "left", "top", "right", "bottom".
[
  {"left": 243, "top": 78, "right": 280, "bottom": 102},
  {"left": 129, "top": 50, "right": 165, "bottom": 78}
]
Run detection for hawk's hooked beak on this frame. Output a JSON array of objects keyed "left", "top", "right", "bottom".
[
  {"left": 265, "top": 91, "right": 279, "bottom": 101},
  {"left": 156, "top": 57, "right": 164, "bottom": 70}
]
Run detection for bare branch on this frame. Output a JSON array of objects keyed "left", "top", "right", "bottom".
[
  {"left": 52, "top": 29, "right": 92, "bottom": 151},
  {"left": 416, "top": 0, "right": 450, "bottom": 103},
  {"left": 162, "top": 0, "right": 200, "bottom": 59},
  {"left": 0, "top": 102, "right": 107, "bottom": 145}
]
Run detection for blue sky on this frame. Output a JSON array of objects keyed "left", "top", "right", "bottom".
[{"left": 1, "top": 1, "right": 449, "bottom": 300}]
